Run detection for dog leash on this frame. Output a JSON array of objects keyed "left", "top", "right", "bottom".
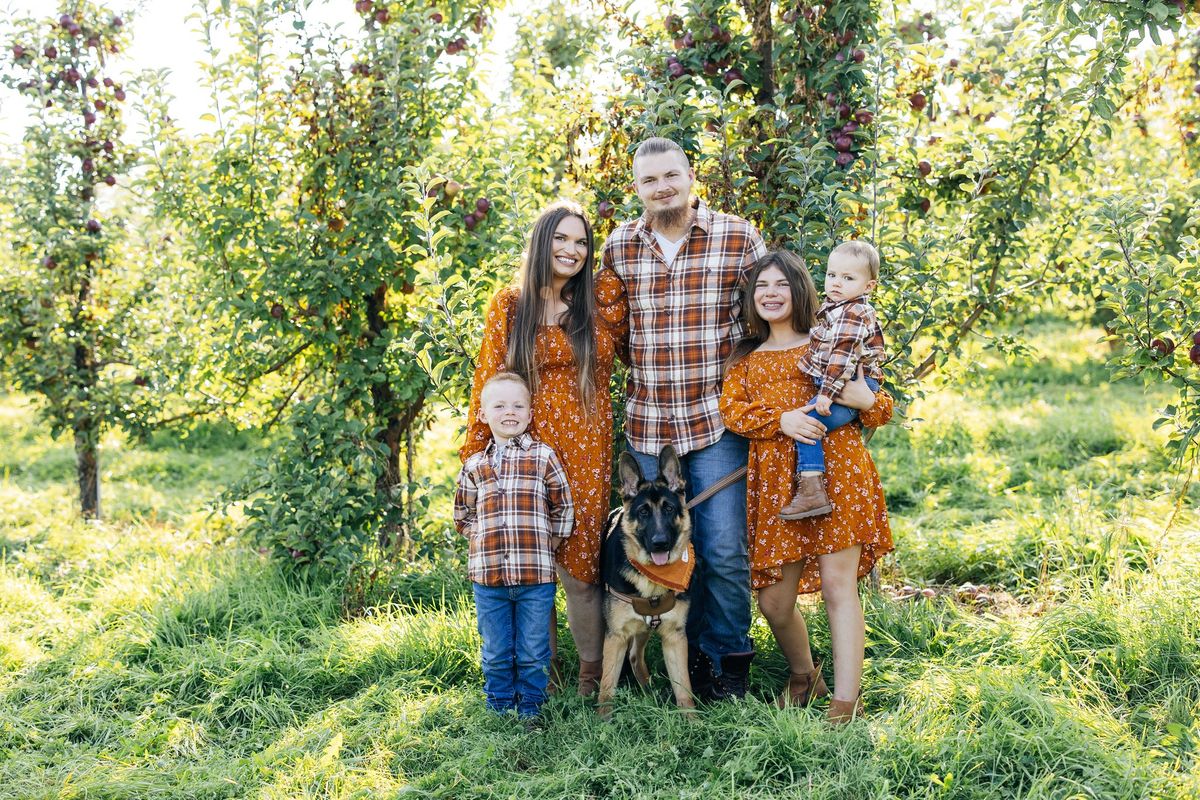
[{"left": 685, "top": 466, "right": 747, "bottom": 509}]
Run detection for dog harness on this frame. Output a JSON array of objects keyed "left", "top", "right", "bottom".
[{"left": 607, "top": 586, "right": 676, "bottom": 628}]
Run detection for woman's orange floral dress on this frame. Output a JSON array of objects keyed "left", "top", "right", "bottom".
[
  {"left": 719, "top": 344, "right": 893, "bottom": 594},
  {"left": 460, "top": 285, "right": 627, "bottom": 585}
]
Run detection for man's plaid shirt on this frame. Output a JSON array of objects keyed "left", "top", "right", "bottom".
[
  {"left": 798, "top": 295, "right": 886, "bottom": 402},
  {"left": 453, "top": 433, "right": 574, "bottom": 587},
  {"left": 596, "top": 198, "right": 767, "bottom": 456}
]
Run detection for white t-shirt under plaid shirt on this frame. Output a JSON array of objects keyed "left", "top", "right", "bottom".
[{"left": 596, "top": 198, "right": 767, "bottom": 457}]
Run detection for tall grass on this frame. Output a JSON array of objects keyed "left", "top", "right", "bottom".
[{"left": 1, "top": 324, "right": 1198, "bottom": 799}]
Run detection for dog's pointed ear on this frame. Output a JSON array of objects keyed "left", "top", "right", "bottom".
[
  {"left": 618, "top": 452, "right": 643, "bottom": 499},
  {"left": 658, "top": 445, "right": 686, "bottom": 494}
]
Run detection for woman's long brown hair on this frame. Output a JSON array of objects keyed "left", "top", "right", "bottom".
[
  {"left": 506, "top": 201, "right": 599, "bottom": 409},
  {"left": 724, "top": 250, "right": 819, "bottom": 376}
]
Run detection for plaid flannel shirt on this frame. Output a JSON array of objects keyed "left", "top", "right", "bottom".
[
  {"left": 453, "top": 432, "right": 574, "bottom": 587},
  {"left": 596, "top": 198, "right": 767, "bottom": 456},
  {"left": 798, "top": 295, "right": 886, "bottom": 401}
]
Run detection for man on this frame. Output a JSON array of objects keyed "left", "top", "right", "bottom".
[{"left": 596, "top": 137, "right": 767, "bottom": 699}]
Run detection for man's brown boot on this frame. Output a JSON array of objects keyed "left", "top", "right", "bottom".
[
  {"left": 775, "top": 661, "right": 830, "bottom": 709},
  {"left": 779, "top": 474, "right": 833, "bottom": 520},
  {"left": 577, "top": 659, "right": 602, "bottom": 698}
]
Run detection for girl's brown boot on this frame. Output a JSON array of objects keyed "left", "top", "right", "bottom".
[
  {"left": 774, "top": 662, "right": 830, "bottom": 708},
  {"left": 826, "top": 695, "right": 862, "bottom": 724}
]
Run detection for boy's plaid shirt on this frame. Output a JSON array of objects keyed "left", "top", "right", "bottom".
[
  {"left": 596, "top": 198, "right": 767, "bottom": 456},
  {"left": 453, "top": 432, "right": 574, "bottom": 587},
  {"left": 798, "top": 296, "right": 886, "bottom": 400}
]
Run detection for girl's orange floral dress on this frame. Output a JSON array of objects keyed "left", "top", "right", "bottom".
[
  {"left": 719, "top": 344, "right": 893, "bottom": 593},
  {"left": 460, "top": 285, "right": 627, "bottom": 585}
]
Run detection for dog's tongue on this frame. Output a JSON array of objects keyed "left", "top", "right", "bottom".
[{"left": 651, "top": 552, "right": 670, "bottom": 566}]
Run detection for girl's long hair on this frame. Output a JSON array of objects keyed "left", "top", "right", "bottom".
[
  {"left": 724, "top": 250, "right": 819, "bottom": 376},
  {"left": 507, "top": 201, "right": 599, "bottom": 409}
]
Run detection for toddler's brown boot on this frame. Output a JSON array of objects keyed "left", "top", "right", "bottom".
[{"left": 779, "top": 474, "right": 833, "bottom": 520}]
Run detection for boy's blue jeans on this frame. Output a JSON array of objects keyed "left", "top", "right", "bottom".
[
  {"left": 473, "top": 581, "right": 556, "bottom": 718},
  {"left": 795, "top": 376, "right": 880, "bottom": 473}
]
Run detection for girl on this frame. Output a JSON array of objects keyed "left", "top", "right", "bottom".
[
  {"left": 719, "top": 250, "right": 893, "bottom": 722},
  {"left": 461, "top": 201, "right": 626, "bottom": 697}
]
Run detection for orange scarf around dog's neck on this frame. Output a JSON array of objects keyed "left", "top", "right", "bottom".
[{"left": 630, "top": 543, "right": 695, "bottom": 593}]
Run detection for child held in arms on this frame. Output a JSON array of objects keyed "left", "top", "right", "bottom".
[
  {"left": 453, "top": 372, "right": 574, "bottom": 724},
  {"left": 780, "top": 241, "right": 886, "bottom": 520}
]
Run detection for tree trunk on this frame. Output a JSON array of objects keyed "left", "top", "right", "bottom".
[
  {"left": 75, "top": 418, "right": 100, "bottom": 519},
  {"left": 365, "top": 283, "right": 425, "bottom": 550}
]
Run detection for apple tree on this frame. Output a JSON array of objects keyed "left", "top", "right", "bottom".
[{"left": 0, "top": 4, "right": 192, "bottom": 518}]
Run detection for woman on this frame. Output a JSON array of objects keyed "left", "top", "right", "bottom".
[
  {"left": 719, "top": 250, "right": 893, "bottom": 722},
  {"left": 461, "top": 201, "right": 625, "bottom": 697}
]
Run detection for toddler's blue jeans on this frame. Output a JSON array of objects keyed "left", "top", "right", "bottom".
[{"left": 795, "top": 376, "right": 880, "bottom": 473}]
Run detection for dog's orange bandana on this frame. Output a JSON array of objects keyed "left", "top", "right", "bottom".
[{"left": 631, "top": 543, "right": 695, "bottom": 592}]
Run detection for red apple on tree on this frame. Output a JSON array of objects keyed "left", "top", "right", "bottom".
[
  {"left": 918, "top": 160, "right": 932, "bottom": 177},
  {"left": 835, "top": 152, "right": 854, "bottom": 167},
  {"left": 43, "top": 256, "right": 57, "bottom": 270},
  {"left": 909, "top": 91, "right": 928, "bottom": 111},
  {"left": 1190, "top": 344, "right": 1200, "bottom": 366},
  {"left": 834, "top": 135, "right": 852, "bottom": 152},
  {"left": 355, "top": 0, "right": 372, "bottom": 12},
  {"left": 1150, "top": 338, "right": 1176, "bottom": 358},
  {"left": 44, "top": 45, "right": 58, "bottom": 59},
  {"left": 86, "top": 219, "right": 101, "bottom": 233},
  {"left": 854, "top": 109, "right": 873, "bottom": 125},
  {"left": 464, "top": 212, "right": 478, "bottom": 230},
  {"left": 475, "top": 197, "right": 491, "bottom": 214},
  {"left": 598, "top": 200, "right": 615, "bottom": 219}
]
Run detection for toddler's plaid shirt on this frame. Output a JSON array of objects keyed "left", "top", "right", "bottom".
[
  {"left": 798, "top": 296, "right": 886, "bottom": 401},
  {"left": 596, "top": 198, "right": 767, "bottom": 456},
  {"left": 453, "top": 433, "right": 573, "bottom": 586}
]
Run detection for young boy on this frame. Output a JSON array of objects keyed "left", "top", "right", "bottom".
[
  {"left": 453, "top": 372, "right": 574, "bottom": 722},
  {"left": 780, "top": 240, "right": 886, "bottom": 520}
]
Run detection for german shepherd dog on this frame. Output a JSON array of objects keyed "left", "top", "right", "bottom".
[{"left": 597, "top": 446, "right": 695, "bottom": 718}]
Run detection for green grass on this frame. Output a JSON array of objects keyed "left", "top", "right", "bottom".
[{"left": 1, "top": 323, "right": 1198, "bottom": 799}]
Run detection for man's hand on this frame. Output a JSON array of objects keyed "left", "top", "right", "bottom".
[
  {"left": 780, "top": 408, "right": 827, "bottom": 445},
  {"left": 813, "top": 395, "right": 833, "bottom": 416},
  {"left": 550, "top": 536, "right": 564, "bottom": 553}
]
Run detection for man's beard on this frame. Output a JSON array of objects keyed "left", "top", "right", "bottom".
[{"left": 647, "top": 196, "right": 692, "bottom": 231}]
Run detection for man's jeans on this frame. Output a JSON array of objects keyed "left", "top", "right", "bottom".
[
  {"left": 472, "top": 582, "right": 556, "bottom": 717},
  {"left": 795, "top": 376, "right": 880, "bottom": 472},
  {"left": 630, "top": 432, "right": 751, "bottom": 673}
]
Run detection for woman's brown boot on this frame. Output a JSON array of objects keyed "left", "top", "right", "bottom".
[
  {"left": 577, "top": 659, "right": 603, "bottom": 698},
  {"left": 774, "top": 661, "right": 830, "bottom": 708},
  {"left": 826, "top": 695, "right": 862, "bottom": 724},
  {"left": 546, "top": 655, "right": 564, "bottom": 696}
]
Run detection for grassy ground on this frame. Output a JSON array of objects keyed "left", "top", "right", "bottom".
[{"left": 1, "top": 324, "right": 1198, "bottom": 799}]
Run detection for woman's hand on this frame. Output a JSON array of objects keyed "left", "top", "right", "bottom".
[
  {"left": 780, "top": 408, "right": 826, "bottom": 444},
  {"left": 835, "top": 367, "right": 877, "bottom": 411}
]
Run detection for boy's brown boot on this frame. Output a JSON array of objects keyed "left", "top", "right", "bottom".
[
  {"left": 775, "top": 661, "right": 830, "bottom": 708},
  {"left": 577, "top": 659, "right": 602, "bottom": 698},
  {"left": 826, "top": 695, "right": 863, "bottom": 724},
  {"left": 779, "top": 474, "right": 833, "bottom": 520}
]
